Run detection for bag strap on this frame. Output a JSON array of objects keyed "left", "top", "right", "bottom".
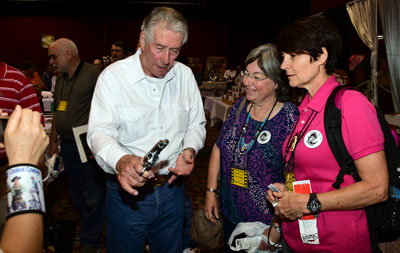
[
  {"left": 324, "top": 85, "right": 361, "bottom": 189},
  {"left": 324, "top": 85, "right": 379, "bottom": 252},
  {"left": 235, "top": 97, "right": 247, "bottom": 122}
]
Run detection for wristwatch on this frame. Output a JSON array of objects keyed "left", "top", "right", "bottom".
[{"left": 307, "top": 193, "right": 322, "bottom": 215}]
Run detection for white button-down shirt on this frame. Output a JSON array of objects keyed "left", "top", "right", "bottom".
[{"left": 87, "top": 50, "right": 206, "bottom": 175}]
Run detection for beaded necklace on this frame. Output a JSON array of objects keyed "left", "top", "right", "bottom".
[{"left": 237, "top": 99, "right": 278, "bottom": 154}]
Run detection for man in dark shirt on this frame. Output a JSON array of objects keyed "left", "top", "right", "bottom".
[
  {"left": 48, "top": 38, "right": 105, "bottom": 252},
  {"left": 110, "top": 41, "right": 129, "bottom": 62}
]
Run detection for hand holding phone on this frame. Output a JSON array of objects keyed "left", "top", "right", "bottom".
[
  {"left": 268, "top": 184, "right": 281, "bottom": 207},
  {"left": 268, "top": 183, "right": 281, "bottom": 193}
]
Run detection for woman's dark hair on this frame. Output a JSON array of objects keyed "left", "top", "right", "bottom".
[
  {"left": 276, "top": 16, "right": 342, "bottom": 75},
  {"left": 244, "top": 43, "right": 290, "bottom": 102}
]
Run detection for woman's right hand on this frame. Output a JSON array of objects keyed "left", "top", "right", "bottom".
[
  {"left": 204, "top": 191, "right": 219, "bottom": 223},
  {"left": 5, "top": 105, "right": 49, "bottom": 166}
]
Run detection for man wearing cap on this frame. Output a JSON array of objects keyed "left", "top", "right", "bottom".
[{"left": 10, "top": 176, "right": 26, "bottom": 211}]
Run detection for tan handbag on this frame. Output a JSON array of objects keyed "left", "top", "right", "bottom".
[{"left": 190, "top": 208, "right": 223, "bottom": 249}]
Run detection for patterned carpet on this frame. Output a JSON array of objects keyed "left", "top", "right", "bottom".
[{"left": 44, "top": 111, "right": 222, "bottom": 252}]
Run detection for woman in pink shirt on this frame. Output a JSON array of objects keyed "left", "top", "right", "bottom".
[{"left": 267, "top": 16, "right": 388, "bottom": 252}]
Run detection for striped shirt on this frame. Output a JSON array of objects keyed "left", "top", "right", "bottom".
[{"left": 0, "top": 62, "right": 44, "bottom": 162}]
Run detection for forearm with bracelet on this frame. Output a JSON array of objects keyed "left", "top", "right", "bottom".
[{"left": 6, "top": 164, "right": 45, "bottom": 219}]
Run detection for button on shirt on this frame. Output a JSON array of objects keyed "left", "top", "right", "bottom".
[{"left": 87, "top": 49, "right": 206, "bottom": 175}]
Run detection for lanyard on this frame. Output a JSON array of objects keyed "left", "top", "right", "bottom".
[
  {"left": 231, "top": 100, "right": 277, "bottom": 170},
  {"left": 283, "top": 110, "right": 317, "bottom": 174},
  {"left": 236, "top": 99, "right": 277, "bottom": 155}
]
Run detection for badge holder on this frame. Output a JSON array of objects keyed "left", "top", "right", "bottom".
[
  {"left": 292, "top": 180, "right": 319, "bottom": 244},
  {"left": 231, "top": 165, "right": 248, "bottom": 189}
]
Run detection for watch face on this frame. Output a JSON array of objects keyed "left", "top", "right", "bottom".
[
  {"left": 307, "top": 194, "right": 322, "bottom": 214},
  {"left": 308, "top": 200, "right": 321, "bottom": 213}
]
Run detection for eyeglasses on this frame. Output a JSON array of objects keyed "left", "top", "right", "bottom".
[{"left": 241, "top": 71, "right": 267, "bottom": 82}]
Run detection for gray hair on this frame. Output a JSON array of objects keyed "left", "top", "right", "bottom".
[
  {"left": 244, "top": 43, "right": 289, "bottom": 102},
  {"left": 141, "top": 6, "right": 188, "bottom": 46}
]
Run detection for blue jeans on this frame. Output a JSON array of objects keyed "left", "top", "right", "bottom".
[
  {"left": 184, "top": 194, "right": 194, "bottom": 249},
  {"left": 106, "top": 180, "right": 185, "bottom": 253},
  {"left": 61, "top": 140, "right": 106, "bottom": 248}
]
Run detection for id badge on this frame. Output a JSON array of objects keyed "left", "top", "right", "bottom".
[
  {"left": 57, "top": 100, "right": 68, "bottom": 111},
  {"left": 293, "top": 180, "right": 319, "bottom": 244},
  {"left": 284, "top": 172, "right": 295, "bottom": 192},
  {"left": 231, "top": 167, "right": 248, "bottom": 188}
]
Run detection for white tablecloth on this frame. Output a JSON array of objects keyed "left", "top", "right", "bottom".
[{"left": 204, "top": 96, "right": 232, "bottom": 127}]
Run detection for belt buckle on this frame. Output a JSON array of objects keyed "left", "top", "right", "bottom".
[{"left": 153, "top": 176, "right": 168, "bottom": 187}]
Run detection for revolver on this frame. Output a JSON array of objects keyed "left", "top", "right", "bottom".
[{"left": 139, "top": 139, "right": 169, "bottom": 176}]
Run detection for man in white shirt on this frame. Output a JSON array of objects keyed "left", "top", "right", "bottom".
[{"left": 87, "top": 6, "right": 206, "bottom": 253}]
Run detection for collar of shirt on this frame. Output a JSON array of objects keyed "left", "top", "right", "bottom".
[
  {"left": 299, "top": 75, "right": 340, "bottom": 113},
  {"left": 62, "top": 60, "right": 84, "bottom": 81},
  {"left": 129, "top": 48, "right": 176, "bottom": 86}
]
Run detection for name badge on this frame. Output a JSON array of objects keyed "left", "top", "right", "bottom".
[
  {"left": 231, "top": 167, "right": 248, "bottom": 188},
  {"left": 293, "top": 180, "right": 320, "bottom": 244},
  {"left": 57, "top": 100, "right": 68, "bottom": 111}
]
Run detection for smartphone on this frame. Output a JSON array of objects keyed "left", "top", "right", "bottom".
[
  {"left": 268, "top": 183, "right": 281, "bottom": 193},
  {"left": 0, "top": 116, "right": 9, "bottom": 142}
]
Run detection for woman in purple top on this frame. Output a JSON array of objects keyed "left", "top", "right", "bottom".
[{"left": 204, "top": 44, "right": 298, "bottom": 252}]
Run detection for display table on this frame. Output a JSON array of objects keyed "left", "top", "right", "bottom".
[
  {"left": 42, "top": 97, "right": 54, "bottom": 113},
  {"left": 44, "top": 113, "right": 53, "bottom": 135},
  {"left": 204, "top": 96, "right": 232, "bottom": 127},
  {"left": 199, "top": 81, "right": 227, "bottom": 98}
]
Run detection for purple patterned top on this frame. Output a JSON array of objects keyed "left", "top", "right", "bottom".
[{"left": 216, "top": 97, "right": 298, "bottom": 225}]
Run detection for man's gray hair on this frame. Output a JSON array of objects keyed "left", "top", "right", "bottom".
[{"left": 141, "top": 6, "right": 188, "bottom": 46}]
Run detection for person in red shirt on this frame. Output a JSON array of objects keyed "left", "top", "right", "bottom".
[{"left": 0, "top": 62, "right": 44, "bottom": 165}]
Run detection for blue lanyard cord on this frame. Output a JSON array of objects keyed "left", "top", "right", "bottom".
[{"left": 236, "top": 99, "right": 278, "bottom": 154}]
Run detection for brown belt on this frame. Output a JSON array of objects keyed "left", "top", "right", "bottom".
[
  {"left": 107, "top": 174, "right": 171, "bottom": 188},
  {"left": 147, "top": 175, "right": 170, "bottom": 187}
]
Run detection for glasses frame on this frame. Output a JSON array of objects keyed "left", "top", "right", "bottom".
[{"left": 241, "top": 70, "right": 268, "bottom": 82}]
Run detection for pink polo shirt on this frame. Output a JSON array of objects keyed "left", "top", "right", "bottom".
[{"left": 281, "top": 76, "right": 384, "bottom": 252}]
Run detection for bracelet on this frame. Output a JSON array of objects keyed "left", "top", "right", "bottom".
[
  {"left": 6, "top": 164, "right": 46, "bottom": 219},
  {"left": 206, "top": 188, "right": 218, "bottom": 194}
]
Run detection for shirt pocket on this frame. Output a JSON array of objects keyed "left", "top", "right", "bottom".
[
  {"left": 118, "top": 109, "right": 148, "bottom": 144},
  {"left": 172, "top": 105, "right": 189, "bottom": 134}
]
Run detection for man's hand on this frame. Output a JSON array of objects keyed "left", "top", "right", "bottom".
[
  {"left": 4, "top": 105, "right": 49, "bottom": 166},
  {"left": 168, "top": 148, "right": 195, "bottom": 184},
  {"left": 116, "top": 154, "right": 155, "bottom": 196}
]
